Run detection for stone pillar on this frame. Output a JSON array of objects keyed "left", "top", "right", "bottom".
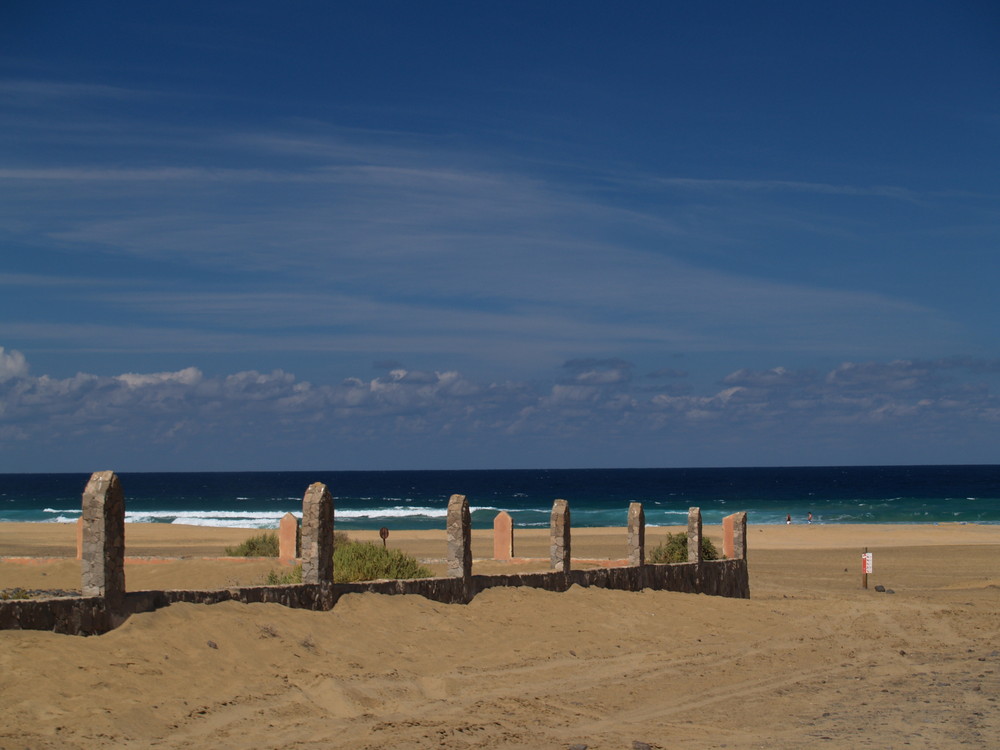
[
  {"left": 732, "top": 510, "right": 748, "bottom": 560},
  {"left": 550, "top": 499, "right": 571, "bottom": 572},
  {"left": 278, "top": 512, "right": 299, "bottom": 563},
  {"left": 447, "top": 494, "right": 472, "bottom": 578},
  {"left": 80, "top": 471, "right": 126, "bottom": 602},
  {"left": 301, "top": 483, "right": 333, "bottom": 585},
  {"left": 493, "top": 511, "right": 514, "bottom": 560},
  {"left": 687, "top": 506, "right": 703, "bottom": 563},
  {"left": 722, "top": 514, "right": 735, "bottom": 560},
  {"left": 627, "top": 502, "right": 645, "bottom": 567}
]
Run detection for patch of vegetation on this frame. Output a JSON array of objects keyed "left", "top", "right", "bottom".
[
  {"left": 265, "top": 565, "right": 303, "bottom": 585},
  {"left": 647, "top": 532, "right": 722, "bottom": 564},
  {"left": 263, "top": 535, "right": 431, "bottom": 585},
  {"left": 0, "top": 588, "right": 31, "bottom": 600},
  {"left": 225, "top": 531, "right": 280, "bottom": 557},
  {"left": 334, "top": 541, "right": 431, "bottom": 583}
]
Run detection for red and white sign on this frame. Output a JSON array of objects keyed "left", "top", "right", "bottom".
[{"left": 861, "top": 552, "right": 873, "bottom": 574}]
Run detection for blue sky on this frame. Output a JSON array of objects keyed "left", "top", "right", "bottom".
[{"left": 1, "top": 1, "right": 999, "bottom": 471}]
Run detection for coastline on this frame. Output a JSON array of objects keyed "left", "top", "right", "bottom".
[
  {"left": 3, "top": 519, "right": 1000, "bottom": 556},
  {"left": 2, "top": 521, "right": 998, "bottom": 747}
]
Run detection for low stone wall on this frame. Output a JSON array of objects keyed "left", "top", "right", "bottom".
[
  {"left": 0, "top": 471, "right": 751, "bottom": 635},
  {"left": 1, "top": 558, "right": 749, "bottom": 635},
  {"left": 0, "top": 595, "right": 111, "bottom": 636}
]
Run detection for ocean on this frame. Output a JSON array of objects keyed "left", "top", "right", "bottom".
[{"left": 1, "top": 465, "right": 998, "bottom": 530}]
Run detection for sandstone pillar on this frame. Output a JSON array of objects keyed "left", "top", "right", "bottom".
[
  {"left": 447, "top": 494, "right": 472, "bottom": 578},
  {"left": 278, "top": 511, "right": 299, "bottom": 563},
  {"left": 301, "top": 483, "right": 333, "bottom": 585},
  {"left": 687, "top": 506, "right": 703, "bottom": 563},
  {"left": 80, "top": 471, "right": 126, "bottom": 602},
  {"left": 550, "top": 499, "right": 571, "bottom": 572},
  {"left": 627, "top": 502, "right": 645, "bottom": 567},
  {"left": 722, "top": 514, "right": 735, "bottom": 559},
  {"left": 493, "top": 511, "right": 514, "bottom": 561}
]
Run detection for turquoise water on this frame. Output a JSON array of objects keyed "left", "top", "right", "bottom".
[{"left": 1, "top": 465, "right": 998, "bottom": 529}]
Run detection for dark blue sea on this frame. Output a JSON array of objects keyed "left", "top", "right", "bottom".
[{"left": 1, "top": 466, "right": 998, "bottom": 530}]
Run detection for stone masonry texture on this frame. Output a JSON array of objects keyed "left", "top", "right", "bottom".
[
  {"left": 687, "top": 506, "right": 703, "bottom": 563},
  {"left": 550, "top": 499, "right": 571, "bottom": 572},
  {"left": 80, "top": 471, "right": 125, "bottom": 602},
  {"left": 447, "top": 494, "right": 472, "bottom": 578},
  {"left": 301, "top": 483, "right": 333, "bottom": 584},
  {"left": 627, "top": 502, "right": 645, "bottom": 567}
]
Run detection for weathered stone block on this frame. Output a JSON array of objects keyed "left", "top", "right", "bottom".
[
  {"left": 687, "top": 506, "right": 703, "bottom": 563},
  {"left": 627, "top": 502, "right": 645, "bottom": 567},
  {"left": 550, "top": 499, "right": 571, "bottom": 572},
  {"left": 493, "top": 511, "right": 514, "bottom": 560},
  {"left": 80, "top": 470, "right": 126, "bottom": 602},
  {"left": 732, "top": 510, "right": 747, "bottom": 560},
  {"left": 447, "top": 494, "right": 471, "bottom": 578},
  {"left": 301, "top": 483, "right": 333, "bottom": 584}
]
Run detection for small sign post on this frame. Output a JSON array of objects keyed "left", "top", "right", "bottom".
[
  {"left": 861, "top": 548, "right": 873, "bottom": 589},
  {"left": 379, "top": 526, "right": 389, "bottom": 549}
]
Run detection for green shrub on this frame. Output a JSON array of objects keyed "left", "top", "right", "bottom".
[
  {"left": 263, "top": 537, "right": 431, "bottom": 585},
  {"left": 265, "top": 565, "right": 302, "bottom": 585},
  {"left": 334, "top": 541, "right": 431, "bottom": 583},
  {"left": 225, "top": 531, "right": 280, "bottom": 557},
  {"left": 647, "top": 531, "right": 721, "bottom": 564},
  {"left": 0, "top": 588, "right": 31, "bottom": 600}
]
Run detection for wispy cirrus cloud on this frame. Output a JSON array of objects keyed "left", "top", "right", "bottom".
[
  {"left": 0, "top": 79, "right": 148, "bottom": 101},
  {"left": 1, "top": 77, "right": 995, "bottom": 408},
  {"left": 652, "top": 177, "right": 922, "bottom": 201}
]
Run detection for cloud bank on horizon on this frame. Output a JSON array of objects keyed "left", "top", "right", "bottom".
[
  {"left": 2, "top": 346, "right": 998, "bottom": 471},
  {"left": 1, "top": 2, "right": 998, "bottom": 471}
]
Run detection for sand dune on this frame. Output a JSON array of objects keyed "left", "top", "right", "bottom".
[{"left": 1, "top": 523, "right": 998, "bottom": 748}]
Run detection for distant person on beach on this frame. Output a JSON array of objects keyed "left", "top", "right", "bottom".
[
  {"left": 786, "top": 514, "right": 792, "bottom": 524},
  {"left": 807, "top": 512, "right": 813, "bottom": 524}
]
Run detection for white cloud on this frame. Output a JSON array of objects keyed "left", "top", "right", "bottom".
[
  {"left": 0, "top": 347, "right": 29, "bottom": 382},
  {"left": 117, "top": 367, "right": 202, "bottom": 388},
  {"left": 1, "top": 349, "right": 998, "bottom": 469}
]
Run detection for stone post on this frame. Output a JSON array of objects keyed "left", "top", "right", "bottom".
[
  {"left": 493, "top": 511, "right": 514, "bottom": 561},
  {"left": 80, "top": 471, "right": 126, "bottom": 602},
  {"left": 76, "top": 516, "right": 83, "bottom": 560},
  {"left": 550, "top": 499, "right": 571, "bottom": 572},
  {"left": 722, "top": 514, "right": 735, "bottom": 560},
  {"left": 627, "top": 502, "right": 645, "bottom": 567},
  {"left": 732, "top": 510, "right": 748, "bottom": 560},
  {"left": 278, "top": 512, "right": 299, "bottom": 563},
  {"left": 687, "top": 506, "right": 703, "bottom": 563},
  {"left": 301, "top": 483, "right": 333, "bottom": 585},
  {"left": 447, "top": 494, "right": 472, "bottom": 579}
]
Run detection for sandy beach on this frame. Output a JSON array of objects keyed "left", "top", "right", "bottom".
[{"left": 2, "top": 522, "right": 998, "bottom": 748}]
